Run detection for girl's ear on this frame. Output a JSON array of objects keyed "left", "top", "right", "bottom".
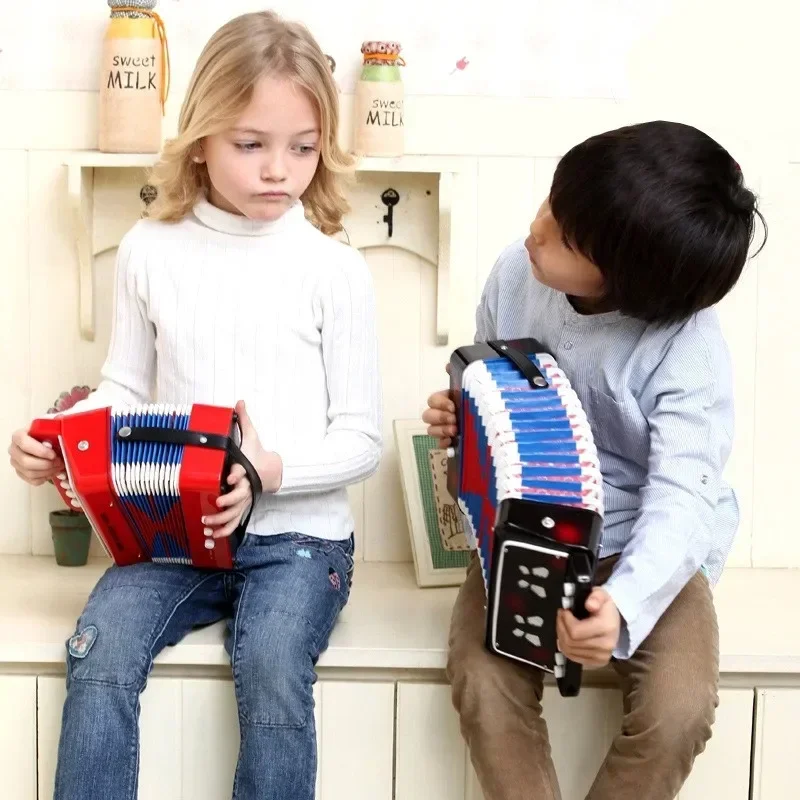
[{"left": 191, "top": 144, "right": 206, "bottom": 164}]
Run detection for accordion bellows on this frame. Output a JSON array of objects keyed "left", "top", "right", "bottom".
[
  {"left": 29, "top": 403, "right": 261, "bottom": 570},
  {"left": 447, "top": 339, "right": 604, "bottom": 696}
]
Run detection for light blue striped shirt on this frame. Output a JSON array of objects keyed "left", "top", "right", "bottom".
[{"left": 476, "top": 240, "right": 738, "bottom": 659}]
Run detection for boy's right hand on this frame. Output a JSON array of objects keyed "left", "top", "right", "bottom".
[
  {"left": 423, "top": 391, "right": 458, "bottom": 448},
  {"left": 8, "top": 429, "right": 65, "bottom": 486}
]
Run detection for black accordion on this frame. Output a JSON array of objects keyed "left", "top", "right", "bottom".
[{"left": 447, "top": 339, "right": 604, "bottom": 696}]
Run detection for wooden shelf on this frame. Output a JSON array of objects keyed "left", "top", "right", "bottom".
[{"left": 63, "top": 151, "right": 463, "bottom": 344}]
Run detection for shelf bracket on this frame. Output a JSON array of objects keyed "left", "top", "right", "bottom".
[{"left": 66, "top": 164, "right": 95, "bottom": 341}]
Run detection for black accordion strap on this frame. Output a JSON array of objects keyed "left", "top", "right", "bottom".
[
  {"left": 487, "top": 340, "right": 548, "bottom": 389},
  {"left": 117, "top": 427, "right": 263, "bottom": 535}
]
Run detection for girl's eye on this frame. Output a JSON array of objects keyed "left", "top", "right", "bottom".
[
  {"left": 294, "top": 144, "right": 318, "bottom": 155},
  {"left": 234, "top": 142, "right": 260, "bottom": 152}
]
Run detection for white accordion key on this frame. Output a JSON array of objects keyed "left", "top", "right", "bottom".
[
  {"left": 56, "top": 472, "right": 67, "bottom": 481},
  {"left": 512, "top": 628, "right": 524, "bottom": 638},
  {"left": 517, "top": 579, "right": 529, "bottom": 589},
  {"left": 561, "top": 596, "right": 574, "bottom": 609},
  {"left": 514, "top": 614, "right": 525, "bottom": 624},
  {"left": 518, "top": 565, "right": 530, "bottom": 575},
  {"left": 555, "top": 652, "right": 566, "bottom": 666},
  {"left": 524, "top": 633, "right": 541, "bottom": 646},
  {"left": 527, "top": 616, "right": 543, "bottom": 627},
  {"left": 564, "top": 582, "right": 576, "bottom": 597},
  {"left": 532, "top": 567, "right": 549, "bottom": 579},
  {"left": 554, "top": 665, "right": 565, "bottom": 679},
  {"left": 530, "top": 584, "right": 546, "bottom": 599}
]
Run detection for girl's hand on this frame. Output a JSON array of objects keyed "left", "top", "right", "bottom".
[
  {"left": 203, "top": 400, "right": 283, "bottom": 539},
  {"left": 8, "top": 428, "right": 65, "bottom": 486}
]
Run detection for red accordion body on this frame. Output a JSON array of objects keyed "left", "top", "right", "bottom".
[{"left": 29, "top": 404, "right": 260, "bottom": 570}]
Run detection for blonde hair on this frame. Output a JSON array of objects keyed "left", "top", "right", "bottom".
[{"left": 147, "top": 11, "right": 354, "bottom": 235}]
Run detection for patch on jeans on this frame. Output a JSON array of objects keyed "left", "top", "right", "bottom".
[
  {"left": 328, "top": 568, "right": 341, "bottom": 590},
  {"left": 296, "top": 548, "right": 312, "bottom": 559},
  {"left": 68, "top": 625, "right": 98, "bottom": 659}
]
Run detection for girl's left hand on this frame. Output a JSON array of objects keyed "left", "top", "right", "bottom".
[{"left": 203, "top": 399, "right": 283, "bottom": 539}]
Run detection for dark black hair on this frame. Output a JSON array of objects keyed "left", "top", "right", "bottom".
[{"left": 549, "top": 120, "right": 766, "bottom": 325}]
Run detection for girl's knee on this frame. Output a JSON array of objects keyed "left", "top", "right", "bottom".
[
  {"left": 66, "top": 583, "right": 164, "bottom": 689},
  {"left": 234, "top": 611, "right": 316, "bottom": 728}
]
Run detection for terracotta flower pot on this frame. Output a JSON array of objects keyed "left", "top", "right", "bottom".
[{"left": 50, "top": 509, "right": 92, "bottom": 567}]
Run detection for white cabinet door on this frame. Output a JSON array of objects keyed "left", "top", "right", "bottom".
[
  {"left": 751, "top": 688, "right": 800, "bottom": 800},
  {"left": 395, "top": 682, "right": 468, "bottom": 800},
  {"left": 678, "top": 688, "right": 753, "bottom": 800},
  {"left": 37, "top": 675, "right": 183, "bottom": 800},
  {"left": 316, "top": 680, "right": 395, "bottom": 800},
  {"left": 0, "top": 675, "right": 37, "bottom": 800}
]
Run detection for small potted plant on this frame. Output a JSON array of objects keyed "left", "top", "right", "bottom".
[{"left": 47, "top": 386, "right": 95, "bottom": 567}]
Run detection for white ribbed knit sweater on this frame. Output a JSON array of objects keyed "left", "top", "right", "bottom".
[{"left": 69, "top": 199, "right": 383, "bottom": 540}]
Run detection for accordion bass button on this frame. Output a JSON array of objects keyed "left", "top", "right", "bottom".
[
  {"left": 77, "top": 440, "right": 89, "bottom": 451},
  {"left": 204, "top": 539, "right": 215, "bottom": 550}
]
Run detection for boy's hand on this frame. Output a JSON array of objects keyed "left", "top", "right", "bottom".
[
  {"left": 423, "top": 362, "right": 457, "bottom": 448},
  {"left": 556, "top": 587, "right": 621, "bottom": 668},
  {"left": 423, "top": 391, "right": 457, "bottom": 448},
  {"left": 203, "top": 400, "right": 283, "bottom": 539}
]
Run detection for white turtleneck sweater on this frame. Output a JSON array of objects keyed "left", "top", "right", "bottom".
[{"left": 68, "top": 199, "right": 383, "bottom": 541}]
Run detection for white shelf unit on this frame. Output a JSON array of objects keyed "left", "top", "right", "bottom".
[{"left": 64, "top": 151, "right": 465, "bottom": 343}]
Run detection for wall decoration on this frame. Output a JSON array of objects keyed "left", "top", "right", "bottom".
[{"left": 394, "top": 419, "right": 470, "bottom": 588}]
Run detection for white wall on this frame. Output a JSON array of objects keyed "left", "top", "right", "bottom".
[{"left": 1, "top": 0, "right": 797, "bottom": 567}]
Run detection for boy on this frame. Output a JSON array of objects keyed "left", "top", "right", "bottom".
[{"left": 423, "top": 121, "right": 764, "bottom": 800}]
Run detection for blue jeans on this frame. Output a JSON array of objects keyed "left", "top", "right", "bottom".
[{"left": 53, "top": 532, "right": 354, "bottom": 800}]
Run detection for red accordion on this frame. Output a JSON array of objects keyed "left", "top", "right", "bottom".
[{"left": 29, "top": 403, "right": 262, "bottom": 570}]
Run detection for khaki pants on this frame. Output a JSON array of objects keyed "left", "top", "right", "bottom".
[{"left": 446, "top": 554, "right": 719, "bottom": 800}]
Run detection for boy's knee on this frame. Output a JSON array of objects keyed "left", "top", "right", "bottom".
[
  {"left": 632, "top": 679, "right": 717, "bottom": 755},
  {"left": 234, "top": 611, "right": 315, "bottom": 728},
  {"left": 447, "top": 645, "right": 543, "bottom": 726}
]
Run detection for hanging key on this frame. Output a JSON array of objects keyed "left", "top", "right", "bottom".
[{"left": 381, "top": 188, "right": 399, "bottom": 237}]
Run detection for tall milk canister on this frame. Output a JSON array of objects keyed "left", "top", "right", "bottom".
[{"left": 98, "top": 0, "right": 170, "bottom": 153}]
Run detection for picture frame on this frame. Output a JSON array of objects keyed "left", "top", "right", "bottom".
[{"left": 393, "top": 418, "right": 472, "bottom": 588}]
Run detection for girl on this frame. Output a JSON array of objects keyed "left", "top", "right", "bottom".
[{"left": 8, "top": 10, "right": 382, "bottom": 800}]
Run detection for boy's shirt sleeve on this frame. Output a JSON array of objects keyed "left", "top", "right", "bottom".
[{"left": 602, "top": 326, "right": 735, "bottom": 658}]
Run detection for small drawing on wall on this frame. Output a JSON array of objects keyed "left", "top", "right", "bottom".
[{"left": 394, "top": 419, "right": 471, "bottom": 588}]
